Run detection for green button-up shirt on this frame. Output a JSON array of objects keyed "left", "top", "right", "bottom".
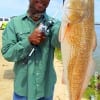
[{"left": 1, "top": 13, "right": 61, "bottom": 100}]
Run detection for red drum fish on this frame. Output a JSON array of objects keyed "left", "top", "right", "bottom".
[{"left": 60, "top": 0, "right": 96, "bottom": 100}]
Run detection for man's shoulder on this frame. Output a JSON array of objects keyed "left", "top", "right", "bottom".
[
  {"left": 6, "top": 14, "right": 27, "bottom": 28},
  {"left": 10, "top": 14, "right": 27, "bottom": 21},
  {"left": 46, "top": 15, "right": 61, "bottom": 23}
]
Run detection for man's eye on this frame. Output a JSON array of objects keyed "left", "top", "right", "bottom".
[
  {"left": 35, "top": 0, "right": 49, "bottom": 6},
  {"left": 42, "top": 1, "right": 49, "bottom": 6}
]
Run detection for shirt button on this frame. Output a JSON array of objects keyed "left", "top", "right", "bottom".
[
  {"left": 36, "top": 84, "right": 39, "bottom": 87},
  {"left": 36, "top": 73, "right": 40, "bottom": 76}
]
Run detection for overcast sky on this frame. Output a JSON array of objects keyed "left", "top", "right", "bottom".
[{"left": 0, "top": 0, "right": 100, "bottom": 23}]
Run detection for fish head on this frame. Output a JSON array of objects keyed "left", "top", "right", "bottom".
[{"left": 63, "top": 0, "right": 89, "bottom": 24}]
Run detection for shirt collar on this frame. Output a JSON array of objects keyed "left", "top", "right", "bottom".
[
  {"left": 21, "top": 12, "right": 48, "bottom": 21},
  {"left": 21, "top": 13, "right": 29, "bottom": 20},
  {"left": 21, "top": 12, "right": 49, "bottom": 26}
]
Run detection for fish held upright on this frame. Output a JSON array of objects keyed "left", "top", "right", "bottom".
[{"left": 60, "top": 0, "right": 96, "bottom": 100}]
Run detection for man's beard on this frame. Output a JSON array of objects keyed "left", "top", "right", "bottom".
[
  {"left": 31, "top": 13, "right": 44, "bottom": 20},
  {"left": 28, "top": 5, "right": 46, "bottom": 20}
]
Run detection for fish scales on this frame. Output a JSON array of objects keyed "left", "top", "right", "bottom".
[{"left": 60, "top": 0, "right": 95, "bottom": 100}]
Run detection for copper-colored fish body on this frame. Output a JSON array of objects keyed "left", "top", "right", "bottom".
[{"left": 60, "top": 0, "right": 96, "bottom": 100}]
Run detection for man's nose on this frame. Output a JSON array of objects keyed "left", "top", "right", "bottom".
[{"left": 37, "top": 2, "right": 44, "bottom": 9}]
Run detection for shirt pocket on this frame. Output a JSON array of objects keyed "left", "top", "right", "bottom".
[{"left": 16, "top": 30, "right": 30, "bottom": 41}]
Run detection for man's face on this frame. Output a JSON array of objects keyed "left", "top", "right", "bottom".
[{"left": 29, "top": 0, "right": 50, "bottom": 13}]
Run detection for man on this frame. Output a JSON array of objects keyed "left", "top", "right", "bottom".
[{"left": 1, "top": 0, "right": 61, "bottom": 100}]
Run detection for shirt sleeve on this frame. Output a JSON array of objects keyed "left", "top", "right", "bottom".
[
  {"left": 1, "top": 19, "right": 33, "bottom": 62},
  {"left": 51, "top": 20, "right": 61, "bottom": 48}
]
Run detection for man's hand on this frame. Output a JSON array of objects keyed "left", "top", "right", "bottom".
[{"left": 28, "top": 28, "right": 46, "bottom": 45}]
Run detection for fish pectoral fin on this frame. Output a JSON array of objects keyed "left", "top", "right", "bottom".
[
  {"left": 60, "top": 22, "right": 72, "bottom": 42},
  {"left": 66, "top": 23, "right": 72, "bottom": 32}
]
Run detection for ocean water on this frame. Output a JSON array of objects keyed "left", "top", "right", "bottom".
[{"left": 94, "top": 25, "right": 100, "bottom": 73}]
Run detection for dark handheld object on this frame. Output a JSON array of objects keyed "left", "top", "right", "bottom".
[
  {"left": 28, "top": 19, "right": 54, "bottom": 58},
  {"left": 38, "top": 19, "right": 54, "bottom": 36}
]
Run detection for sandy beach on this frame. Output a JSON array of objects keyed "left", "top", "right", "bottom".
[{"left": 0, "top": 30, "right": 87, "bottom": 100}]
